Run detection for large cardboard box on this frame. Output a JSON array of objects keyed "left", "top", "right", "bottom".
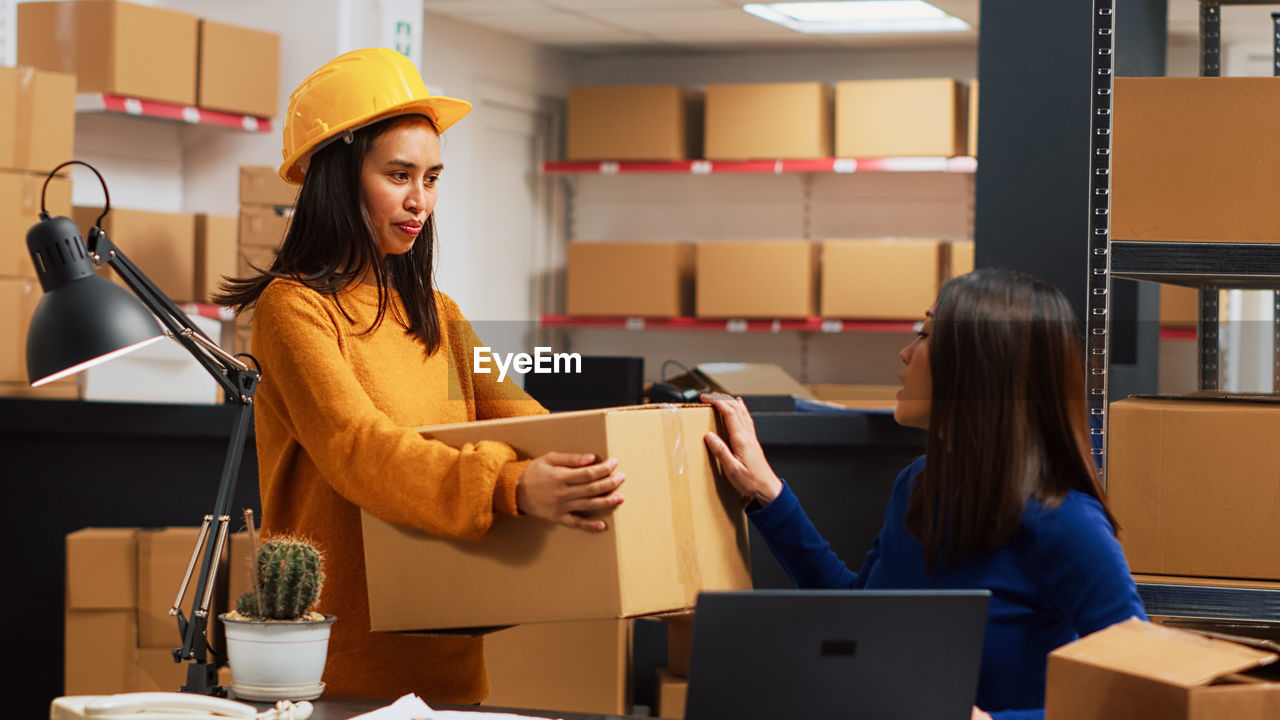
[
  {"left": 75, "top": 206, "right": 197, "bottom": 303},
  {"left": 656, "top": 668, "right": 688, "bottom": 719},
  {"left": 705, "top": 83, "right": 832, "bottom": 160},
  {"left": 1160, "top": 285, "right": 1200, "bottom": 328},
  {"left": 197, "top": 20, "right": 280, "bottom": 119},
  {"left": 483, "top": 619, "right": 632, "bottom": 715},
  {"left": 1108, "top": 395, "right": 1280, "bottom": 580},
  {"left": 662, "top": 612, "right": 694, "bottom": 678},
  {"left": 239, "top": 204, "right": 292, "bottom": 248},
  {"left": 137, "top": 527, "right": 229, "bottom": 650},
  {"left": 0, "top": 65, "right": 75, "bottom": 174},
  {"left": 239, "top": 166, "right": 297, "bottom": 207},
  {"left": 64, "top": 609, "right": 140, "bottom": 695},
  {"left": 834, "top": 79, "right": 968, "bottom": 158},
  {"left": 1, "top": 169, "right": 71, "bottom": 277},
  {"left": 1113, "top": 77, "right": 1280, "bottom": 243},
  {"left": 18, "top": 0, "right": 199, "bottom": 106},
  {"left": 0, "top": 276, "right": 38, "bottom": 383},
  {"left": 66, "top": 528, "right": 139, "bottom": 610},
  {"left": 567, "top": 86, "right": 703, "bottom": 161},
  {"left": 820, "top": 238, "right": 945, "bottom": 320},
  {"left": 1045, "top": 618, "right": 1280, "bottom": 719},
  {"left": 194, "top": 214, "right": 237, "bottom": 303},
  {"left": 0, "top": 377, "right": 79, "bottom": 399},
  {"left": 695, "top": 241, "right": 818, "bottom": 318},
  {"left": 566, "top": 241, "right": 693, "bottom": 317},
  {"left": 949, "top": 240, "right": 975, "bottom": 279},
  {"left": 361, "top": 405, "right": 752, "bottom": 632},
  {"left": 968, "top": 80, "right": 978, "bottom": 156}
]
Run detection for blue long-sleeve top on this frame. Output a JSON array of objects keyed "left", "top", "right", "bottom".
[{"left": 750, "top": 455, "right": 1147, "bottom": 720}]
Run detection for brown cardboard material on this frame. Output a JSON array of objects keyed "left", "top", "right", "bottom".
[
  {"left": 238, "top": 243, "right": 278, "bottom": 278},
  {"left": 656, "top": 668, "right": 688, "bottom": 719},
  {"left": 662, "top": 611, "right": 694, "bottom": 678},
  {"left": 137, "top": 527, "right": 228, "bottom": 649},
  {"left": 1045, "top": 618, "right": 1280, "bottom": 720},
  {"left": 66, "top": 528, "right": 139, "bottom": 610},
  {"left": 75, "top": 207, "right": 197, "bottom": 303},
  {"left": 1, "top": 168, "right": 71, "bottom": 277},
  {"left": 361, "top": 405, "right": 752, "bottom": 632},
  {"left": 18, "top": 0, "right": 199, "bottom": 106},
  {"left": 238, "top": 203, "right": 292, "bottom": 248},
  {"left": 197, "top": 20, "right": 280, "bottom": 118},
  {"left": 483, "top": 619, "right": 632, "bottom": 715},
  {"left": 695, "top": 241, "right": 818, "bottom": 318},
  {"left": 0, "top": 65, "right": 75, "bottom": 174},
  {"left": 1109, "top": 395, "right": 1280, "bottom": 580},
  {"left": 968, "top": 80, "right": 978, "bottom": 157},
  {"left": 949, "top": 240, "right": 975, "bottom": 278},
  {"left": 194, "top": 214, "right": 237, "bottom": 303},
  {"left": 820, "top": 239, "right": 945, "bottom": 320},
  {"left": 0, "top": 378, "right": 79, "bottom": 399},
  {"left": 64, "top": 609, "right": 139, "bottom": 695},
  {"left": 567, "top": 86, "right": 703, "bottom": 161},
  {"left": 1113, "top": 77, "right": 1280, "bottom": 243},
  {"left": 668, "top": 362, "right": 815, "bottom": 400},
  {"left": 1160, "top": 285, "right": 1199, "bottom": 328},
  {"left": 705, "top": 83, "right": 832, "bottom": 160},
  {"left": 834, "top": 79, "right": 968, "bottom": 158},
  {"left": 566, "top": 241, "right": 693, "bottom": 317},
  {"left": 805, "top": 384, "right": 900, "bottom": 411},
  {"left": 0, "top": 276, "right": 38, "bottom": 383},
  {"left": 239, "top": 166, "right": 297, "bottom": 207}
]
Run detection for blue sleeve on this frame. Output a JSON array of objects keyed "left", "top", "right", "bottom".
[
  {"left": 1031, "top": 494, "right": 1148, "bottom": 636},
  {"left": 747, "top": 481, "right": 872, "bottom": 589},
  {"left": 991, "top": 709, "right": 1042, "bottom": 720}
]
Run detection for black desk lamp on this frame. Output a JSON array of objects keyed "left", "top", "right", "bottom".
[{"left": 25, "top": 161, "right": 260, "bottom": 696}]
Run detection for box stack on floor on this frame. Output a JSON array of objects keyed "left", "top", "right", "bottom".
[{"left": 235, "top": 166, "right": 297, "bottom": 357}]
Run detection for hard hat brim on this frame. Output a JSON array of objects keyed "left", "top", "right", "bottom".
[{"left": 279, "top": 95, "right": 472, "bottom": 185}]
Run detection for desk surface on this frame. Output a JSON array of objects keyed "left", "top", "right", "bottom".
[{"left": 262, "top": 695, "right": 647, "bottom": 720}]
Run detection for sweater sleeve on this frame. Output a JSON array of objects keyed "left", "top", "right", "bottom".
[
  {"left": 748, "top": 481, "right": 871, "bottom": 589},
  {"left": 254, "top": 282, "right": 522, "bottom": 540}
]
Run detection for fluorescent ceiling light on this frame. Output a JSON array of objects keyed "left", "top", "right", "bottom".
[{"left": 744, "top": 1, "right": 970, "bottom": 34}]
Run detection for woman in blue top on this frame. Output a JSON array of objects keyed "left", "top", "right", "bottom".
[{"left": 701, "top": 268, "right": 1146, "bottom": 720}]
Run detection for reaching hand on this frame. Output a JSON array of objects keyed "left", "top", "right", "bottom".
[
  {"left": 516, "top": 452, "right": 625, "bottom": 532},
  {"left": 971, "top": 707, "right": 992, "bottom": 720},
  {"left": 700, "top": 392, "right": 783, "bottom": 506}
]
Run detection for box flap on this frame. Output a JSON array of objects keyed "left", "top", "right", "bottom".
[
  {"left": 1053, "top": 619, "right": 1278, "bottom": 687},
  {"left": 670, "top": 363, "right": 815, "bottom": 399}
]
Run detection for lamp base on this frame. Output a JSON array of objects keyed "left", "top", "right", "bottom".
[{"left": 180, "top": 661, "right": 226, "bottom": 697}]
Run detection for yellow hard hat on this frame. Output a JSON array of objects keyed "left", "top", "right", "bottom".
[{"left": 279, "top": 47, "right": 473, "bottom": 184}]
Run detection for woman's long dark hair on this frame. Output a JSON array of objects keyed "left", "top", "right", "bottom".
[
  {"left": 214, "top": 114, "right": 442, "bottom": 354},
  {"left": 904, "top": 268, "right": 1117, "bottom": 572}
]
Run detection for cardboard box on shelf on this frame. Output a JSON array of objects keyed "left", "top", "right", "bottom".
[
  {"left": 238, "top": 244, "right": 277, "bottom": 279},
  {"left": 704, "top": 83, "right": 832, "bottom": 160},
  {"left": 695, "top": 241, "right": 818, "bottom": 318},
  {"left": 820, "top": 239, "right": 945, "bottom": 320},
  {"left": 805, "top": 384, "right": 900, "bottom": 412},
  {"left": 1109, "top": 395, "right": 1280, "bottom": 580},
  {"left": 1045, "top": 618, "right": 1280, "bottom": 720},
  {"left": 361, "top": 405, "right": 752, "bottom": 632},
  {"left": 1160, "top": 285, "right": 1200, "bottom": 328},
  {"left": 968, "top": 80, "right": 978, "bottom": 156},
  {"left": 0, "top": 377, "right": 79, "bottom": 399},
  {"left": 239, "top": 204, "right": 292, "bottom": 248},
  {"left": 1113, "top": 77, "right": 1280, "bottom": 243},
  {"left": 18, "top": 0, "right": 199, "bottom": 106},
  {"left": 656, "top": 668, "right": 689, "bottom": 720},
  {"left": 834, "top": 78, "right": 968, "bottom": 158},
  {"left": 1, "top": 168, "right": 71, "bottom": 277},
  {"left": 567, "top": 86, "right": 703, "bottom": 161},
  {"left": 64, "top": 609, "right": 140, "bottom": 695},
  {"left": 666, "top": 362, "right": 815, "bottom": 401},
  {"left": 0, "top": 276, "right": 38, "bottom": 383},
  {"left": 80, "top": 310, "right": 223, "bottom": 405},
  {"left": 74, "top": 206, "right": 197, "bottom": 303},
  {"left": 197, "top": 20, "right": 279, "bottom": 119},
  {"left": 483, "top": 619, "right": 633, "bottom": 715},
  {"left": 136, "top": 527, "right": 229, "bottom": 650},
  {"left": 949, "top": 240, "right": 975, "bottom": 278},
  {"left": 239, "top": 166, "right": 297, "bottom": 207},
  {"left": 66, "top": 528, "right": 139, "bottom": 610},
  {"left": 195, "top": 214, "right": 237, "bottom": 304},
  {"left": 0, "top": 65, "right": 75, "bottom": 174},
  {"left": 566, "top": 241, "right": 693, "bottom": 317}
]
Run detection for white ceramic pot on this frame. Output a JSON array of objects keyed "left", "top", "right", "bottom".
[{"left": 219, "top": 613, "right": 336, "bottom": 702}]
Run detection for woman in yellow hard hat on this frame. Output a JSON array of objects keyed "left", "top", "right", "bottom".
[{"left": 216, "top": 48, "right": 626, "bottom": 703}]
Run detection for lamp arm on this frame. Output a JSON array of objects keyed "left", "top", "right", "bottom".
[{"left": 87, "top": 228, "right": 261, "bottom": 695}]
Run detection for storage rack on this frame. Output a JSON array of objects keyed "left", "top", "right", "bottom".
[{"left": 1091, "top": 0, "right": 1280, "bottom": 623}]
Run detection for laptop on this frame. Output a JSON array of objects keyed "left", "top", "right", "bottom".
[{"left": 683, "top": 589, "right": 991, "bottom": 720}]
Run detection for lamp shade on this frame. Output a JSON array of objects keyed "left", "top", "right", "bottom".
[{"left": 25, "top": 215, "right": 164, "bottom": 386}]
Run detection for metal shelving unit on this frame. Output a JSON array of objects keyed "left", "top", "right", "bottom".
[{"left": 1094, "top": 0, "right": 1280, "bottom": 623}]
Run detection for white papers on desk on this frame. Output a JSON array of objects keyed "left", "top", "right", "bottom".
[{"left": 346, "top": 694, "right": 562, "bottom": 720}]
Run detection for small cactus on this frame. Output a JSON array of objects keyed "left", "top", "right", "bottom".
[{"left": 235, "top": 535, "right": 325, "bottom": 621}]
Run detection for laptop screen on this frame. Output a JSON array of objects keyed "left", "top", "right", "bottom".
[{"left": 684, "top": 589, "right": 990, "bottom": 720}]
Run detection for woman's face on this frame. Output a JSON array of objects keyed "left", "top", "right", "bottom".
[
  {"left": 360, "top": 117, "right": 442, "bottom": 258},
  {"left": 894, "top": 308, "right": 933, "bottom": 429}
]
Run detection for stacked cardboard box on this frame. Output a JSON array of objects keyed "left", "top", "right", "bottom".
[
  {"left": 483, "top": 619, "right": 635, "bottom": 716},
  {"left": 65, "top": 527, "right": 241, "bottom": 694},
  {"left": 567, "top": 86, "right": 702, "bottom": 162},
  {"left": 820, "top": 238, "right": 947, "bottom": 320},
  {"left": 834, "top": 78, "right": 969, "bottom": 158},
  {"left": 695, "top": 241, "right": 819, "bottom": 318},
  {"left": 236, "top": 165, "right": 297, "bottom": 356}
]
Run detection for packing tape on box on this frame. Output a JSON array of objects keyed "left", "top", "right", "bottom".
[
  {"left": 661, "top": 406, "right": 702, "bottom": 600},
  {"left": 14, "top": 67, "right": 36, "bottom": 171}
]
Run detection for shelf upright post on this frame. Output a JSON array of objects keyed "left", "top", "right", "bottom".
[
  {"left": 1197, "top": 0, "right": 1223, "bottom": 391},
  {"left": 1085, "top": 0, "right": 1117, "bottom": 484},
  {"left": 1273, "top": 12, "right": 1280, "bottom": 393}
]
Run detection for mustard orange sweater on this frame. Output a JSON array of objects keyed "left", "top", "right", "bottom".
[{"left": 250, "top": 279, "right": 546, "bottom": 702}]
